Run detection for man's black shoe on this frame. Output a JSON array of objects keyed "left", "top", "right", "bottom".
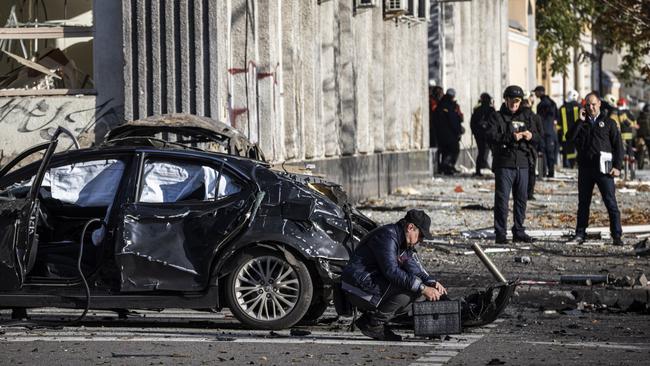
[
  {"left": 513, "top": 234, "right": 535, "bottom": 243},
  {"left": 569, "top": 235, "right": 585, "bottom": 244},
  {"left": 383, "top": 326, "right": 403, "bottom": 341},
  {"left": 528, "top": 195, "right": 536, "bottom": 201},
  {"left": 495, "top": 236, "right": 508, "bottom": 244},
  {"left": 355, "top": 316, "right": 387, "bottom": 341},
  {"left": 612, "top": 237, "right": 624, "bottom": 246}
]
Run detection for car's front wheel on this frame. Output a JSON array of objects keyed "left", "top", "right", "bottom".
[{"left": 225, "top": 248, "right": 313, "bottom": 329}]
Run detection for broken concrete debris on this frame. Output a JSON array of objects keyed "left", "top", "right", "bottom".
[{"left": 634, "top": 238, "right": 650, "bottom": 256}]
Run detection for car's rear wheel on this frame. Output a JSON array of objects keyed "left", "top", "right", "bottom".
[{"left": 225, "top": 248, "right": 313, "bottom": 329}]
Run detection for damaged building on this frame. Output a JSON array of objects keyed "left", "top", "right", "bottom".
[{"left": 0, "top": 0, "right": 432, "bottom": 201}]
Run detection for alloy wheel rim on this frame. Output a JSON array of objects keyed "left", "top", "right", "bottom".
[{"left": 234, "top": 255, "right": 300, "bottom": 321}]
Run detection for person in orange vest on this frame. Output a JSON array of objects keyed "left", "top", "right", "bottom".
[{"left": 558, "top": 90, "right": 581, "bottom": 168}]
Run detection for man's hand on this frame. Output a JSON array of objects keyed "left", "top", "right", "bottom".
[
  {"left": 421, "top": 286, "right": 442, "bottom": 301},
  {"left": 579, "top": 108, "right": 587, "bottom": 121},
  {"left": 610, "top": 168, "right": 620, "bottom": 177},
  {"left": 520, "top": 130, "right": 533, "bottom": 141},
  {"left": 513, "top": 132, "right": 523, "bottom": 141},
  {"left": 430, "top": 281, "right": 447, "bottom": 295}
]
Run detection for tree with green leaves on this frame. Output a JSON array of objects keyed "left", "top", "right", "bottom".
[{"left": 536, "top": 0, "right": 650, "bottom": 88}]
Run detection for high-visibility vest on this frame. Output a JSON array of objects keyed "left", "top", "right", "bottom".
[{"left": 559, "top": 104, "right": 580, "bottom": 142}]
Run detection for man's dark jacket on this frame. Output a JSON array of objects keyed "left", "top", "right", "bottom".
[
  {"left": 470, "top": 103, "right": 495, "bottom": 139},
  {"left": 434, "top": 96, "right": 464, "bottom": 144},
  {"left": 566, "top": 113, "right": 623, "bottom": 170},
  {"left": 485, "top": 104, "right": 541, "bottom": 168},
  {"left": 341, "top": 222, "right": 434, "bottom": 307}
]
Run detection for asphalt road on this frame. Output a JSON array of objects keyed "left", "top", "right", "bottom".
[{"left": 1, "top": 307, "right": 648, "bottom": 365}]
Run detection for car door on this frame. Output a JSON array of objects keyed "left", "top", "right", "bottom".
[
  {"left": 0, "top": 139, "right": 58, "bottom": 290},
  {"left": 116, "top": 152, "right": 257, "bottom": 292}
]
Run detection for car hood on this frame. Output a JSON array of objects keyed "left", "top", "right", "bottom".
[{"left": 104, "top": 114, "right": 266, "bottom": 161}]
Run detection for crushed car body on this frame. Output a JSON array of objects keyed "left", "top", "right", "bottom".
[{"left": 0, "top": 116, "right": 376, "bottom": 330}]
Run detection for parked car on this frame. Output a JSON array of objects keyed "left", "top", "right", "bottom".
[{"left": 0, "top": 115, "right": 375, "bottom": 330}]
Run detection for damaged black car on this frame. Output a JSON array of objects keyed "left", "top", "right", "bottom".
[{"left": 0, "top": 115, "right": 375, "bottom": 330}]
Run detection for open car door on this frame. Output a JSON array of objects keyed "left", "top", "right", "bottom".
[{"left": 0, "top": 135, "right": 60, "bottom": 290}]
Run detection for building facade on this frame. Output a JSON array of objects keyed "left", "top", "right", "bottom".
[{"left": 0, "top": 0, "right": 432, "bottom": 201}]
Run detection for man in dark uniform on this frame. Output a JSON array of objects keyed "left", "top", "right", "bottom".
[
  {"left": 558, "top": 90, "right": 581, "bottom": 168},
  {"left": 567, "top": 93, "right": 624, "bottom": 246},
  {"left": 534, "top": 86, "right": 559, "bottom": 177},
  {"left": 485, "top": 85, "right": 540, "bottom": 244},
  {"left": 470, "top": 93, "right": 495, "bottom": 176},
  {"left": 521, "top": 99, "right": 544, "bottom": 200},
  {"left": 341, "top": 209, "right": 447, "bottom": 341},
  {"left": 435, "top": 89, "right": 464, "bottom": 175}
]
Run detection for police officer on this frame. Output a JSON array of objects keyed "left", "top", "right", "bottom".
[
  {"left": 567, "top": 93, "right": 624, "bottom": 246},
  {"left": 558, "top": 90, "right": 581, "bottom": 168},
  {"left": 486, "top": 85, "right": 540, "bottom": 244}
]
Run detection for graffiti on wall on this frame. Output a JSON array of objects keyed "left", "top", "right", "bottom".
[{"left": 0, "top": 97, "right": 123, "bottom": 164}]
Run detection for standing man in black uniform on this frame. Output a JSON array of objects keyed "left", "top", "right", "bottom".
[
  {"left": 534, "top": 86, "right": 560, "bottom": 177},
  {"left": 486, "top": 85, "right": 540, "bottom": 244},
  {"left": 567, "top": 93, "right": 624, "bottom": 246},
  {"left": 470, "top": 93, "right": 495, "bottom": 176}
]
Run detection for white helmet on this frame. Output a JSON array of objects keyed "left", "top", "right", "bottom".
[
  {"left": 605, "top": 94, "right": 617, "bottom": 106},
  {"left": 567, "top": 90, "right": 579, "bottom": 102}
]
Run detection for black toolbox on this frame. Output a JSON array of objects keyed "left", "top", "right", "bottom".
[{"left": 412, "top": 300, "right": 462, "bottom": 337}]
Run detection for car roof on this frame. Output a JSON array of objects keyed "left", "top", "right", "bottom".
[{"left": 104, "top": 114, "right": 266, "bottom": 161}]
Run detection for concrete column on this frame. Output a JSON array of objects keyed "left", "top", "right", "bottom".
[
  {"left": 337, "top": 1, "right": 356, "bottom": 156},
  {"left": 354, "top": 11, "right": 371, "bottom": 154},
  {"left": 94, "top": 0, "right": 124, "bottom": 137},
  {"left": 370, "top": 7, "right": 385, "bottom": 152},
  {"left": 300, "top": 2, "right": 318, "bottom": 159},
  {"left": 320, "top": 1, "right": 339, "bottom": 157},
  {"left": 281, "top": 0, "right": 300, "bottom": 160}
]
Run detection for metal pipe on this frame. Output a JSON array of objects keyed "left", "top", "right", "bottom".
[
  {"left": 560, "top": 274, "right": 609, "bottom": 285},
  {"left": 471, "top": 243, "right": 507, "bottom": 283}
]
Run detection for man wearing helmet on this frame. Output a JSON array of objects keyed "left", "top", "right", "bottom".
[
  {"left": 558, "top": 90, "right": 581, "bottom": 168},
  {"left": 567, "top": 92, "right": 624, "bottom": 246},
  {"left": 485, "top": 85, "right": 540, "bottom": 244}
]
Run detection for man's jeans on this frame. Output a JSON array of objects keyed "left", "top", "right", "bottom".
[
  {"left": 494, "top": 167, "right": 529, "bottom": 238},
  {"left": 348, "top": 285, "right": 418, "bottom": 325}
]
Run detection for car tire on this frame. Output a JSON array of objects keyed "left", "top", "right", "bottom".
[{"left": 225, "top": 247, "right": 313, "bottom": 330}]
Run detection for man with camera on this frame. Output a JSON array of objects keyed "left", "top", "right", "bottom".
[
  {"left": 485, "top": 85, "right": 540, "bottom": 244},
  {"left": 566, "top": 92, "right": 623, "bottom": 246}
]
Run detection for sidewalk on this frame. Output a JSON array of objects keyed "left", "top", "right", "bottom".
[{"left": 355, "top": 168, "right": 650, "bottom": 312}]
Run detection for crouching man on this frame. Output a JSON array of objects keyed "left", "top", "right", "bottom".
[{"left": 341, "top": 209, "right": 447, "bottom": 341}]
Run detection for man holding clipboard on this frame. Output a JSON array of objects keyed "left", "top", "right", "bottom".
[{"left": 566, "top": 92, "right": 624, "bottom": 245}]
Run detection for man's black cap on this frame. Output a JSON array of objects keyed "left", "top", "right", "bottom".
[
  {"left": 503, "top": 85, "right": 524, "bottom": 99},
  {"left": 404, "top": 209, "right": 433, "bottom": 240}
]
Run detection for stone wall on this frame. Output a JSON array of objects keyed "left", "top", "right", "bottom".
[{"left": 122, "top": 0, "right": 430, "bottom": 165}]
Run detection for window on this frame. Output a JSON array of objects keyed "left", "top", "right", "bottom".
[
  {"left": 139, "top": 160, "right": 242, "bottom": 204},
  {"left": 0, "top": 0, "right": 94, "bottom": 96},
  {"left": 0, "top": 158, "right": 125, "bottom": 207}
]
